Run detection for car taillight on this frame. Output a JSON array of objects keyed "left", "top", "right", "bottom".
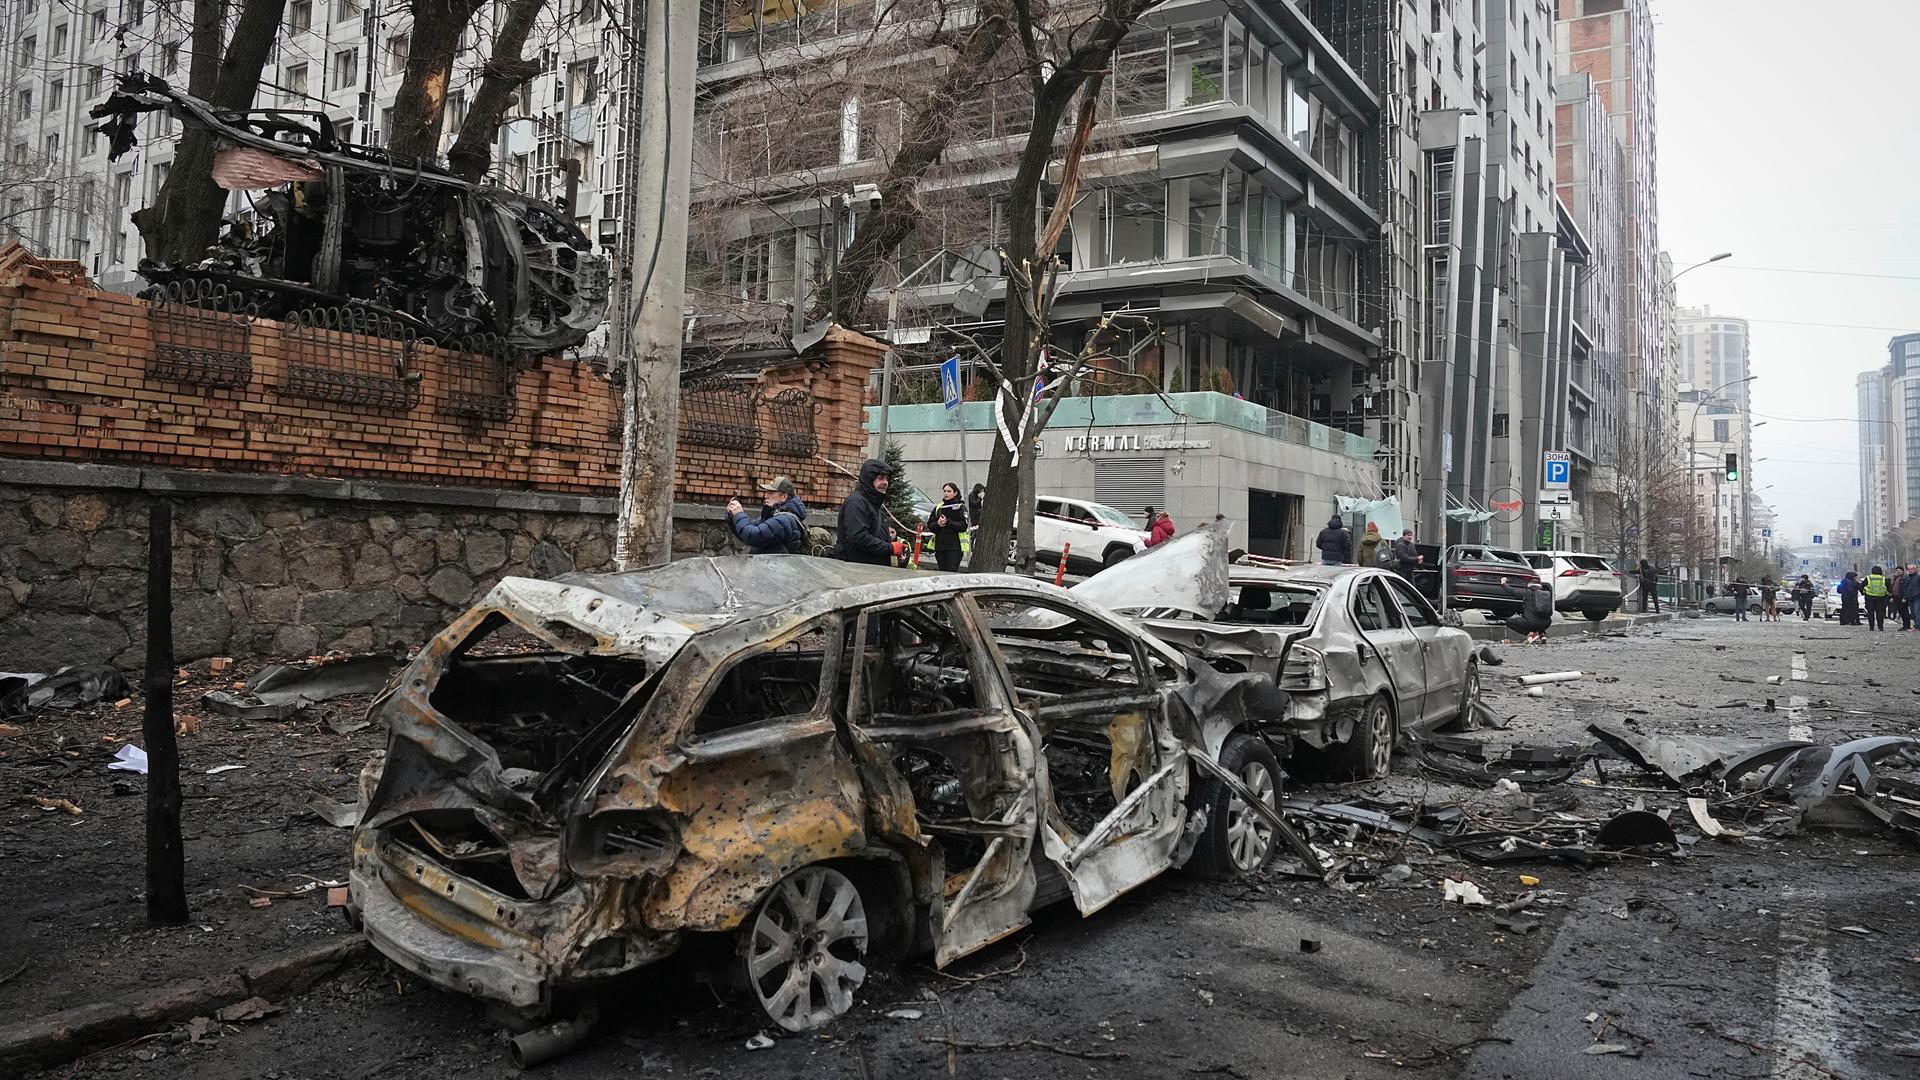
[
  {"left": 1559, "top": 568, "right": 1585, "bottom": 577},
  {"left": 1280, "top": 646, "right": 1328, "bottom": 692}
]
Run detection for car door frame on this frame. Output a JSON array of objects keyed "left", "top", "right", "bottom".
[
  {"left": 961, "top": 590, "right": 1189, "bottom": 917},
  {"left": 1348, "top": 573, "right": 1429, "bottom": 726},
  {"left": 841, "top": 595, "right": 1044, "bottom": 967},
  {"left": 1380, "top": 573, "right": 1462, "bottom": 725}
]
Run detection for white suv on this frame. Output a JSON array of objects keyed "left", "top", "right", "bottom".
[
  {"left": 1034, "top": 496, "right": 1151, "bottom": 575},
  {"left": 1520, "top": 550, "right": 1623, "bottom": 622}
]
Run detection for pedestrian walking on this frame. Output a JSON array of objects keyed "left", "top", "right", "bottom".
[
  {"left": 1891, "top": 566, "right": 1912, "bottom": 630},
  {"left": 1314, "top": 514, "right": 1353, "bottom": 566},
  {"left": 1387, "top": 529, "right": 1423, "bottom": 580},
  {"left": 1863, "top": 565, "right": 1890, "bottom": 631},
  {"left": 1896, "top": 557, "right": 1912, "bottom": 626},
  {"left": 929, "top": 482, "right": 968, "bottom": 572},
  {"left": 1636, "top": 558, "right": 1661, "bottom": 613},
  {"left": 1143, "top": 508, "right": 1177, "bottom": 547},
  {"left": 1729, "top": 577, "right": 1751, "bottom": 621},
  {"left": 967, "top": 483, "right": 985, "bottom": 525},
  {"left": 835, "top": 458, "right": 904, "bottom": 566},
  {"left": 725, "top": 476, "right": 808, "bottom": 555},
  {"left": 1759, "top": 575, "right": 1780, "bottom": 622},
  {"left": 1358, "top": 522, "right": 1384, "bottom": 567},
  {"left": 1837, "top": 571, "right": 1862, "bottom": 625},
  {"left": 1791, "top": 575, "right": 1816, "bottom": 621}
]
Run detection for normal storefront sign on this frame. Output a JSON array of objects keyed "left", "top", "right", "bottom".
[{"left": 1062, "top": 432, "right": 1213, "bottom": 453}]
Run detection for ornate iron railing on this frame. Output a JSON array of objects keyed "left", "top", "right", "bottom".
[
  {"left": 146, "top": 279, "right": 254, "bottom": 389},
  {"left": 278, "top": 306, "right": 422, "bottom": 411}
]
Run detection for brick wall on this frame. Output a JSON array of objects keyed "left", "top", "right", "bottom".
[{"left": 0, "top": 246, "right": 877, "bottom": 512}]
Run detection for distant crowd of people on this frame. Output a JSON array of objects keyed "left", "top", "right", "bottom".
[{"left": 1830, "top": 565, "right": 1920, "bottom": 630}]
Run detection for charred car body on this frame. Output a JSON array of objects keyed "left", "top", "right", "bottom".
[
  {"left": 347, "top": 550, "right": 1301, "bottom": 1045},
  {"left": 1125, "top": 564, "right": 1478, "bottom": 780},
  {"left": 90, "top": 75, "right": 607, "bottom": 355}
]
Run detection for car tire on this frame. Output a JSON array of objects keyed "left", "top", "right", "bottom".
[
  {"left": 1188, "top": 734, "right": 1284, "bottom": 879},
  {"left": 1103, "top": 545, "right": 1133, "bottom": 569},
  {"left": 1437, "top": 661, "right": 1481, "bottom": 732},
  {"left": 1327, "top": 694, "right": 1396, "bottom": 781},
  {"left": 1748, "top": 604, "right": 1761, "bottom": 615},
  {"left": 737, "top": 865, "right": 872, "bottom": 1033},
  {"left": 1584, "top": 610, "right": 1610, "bottom": 622}
]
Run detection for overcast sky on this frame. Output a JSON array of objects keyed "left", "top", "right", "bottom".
[{"left": 1654, "top": 0, "right": 1920, "bottom": 546}]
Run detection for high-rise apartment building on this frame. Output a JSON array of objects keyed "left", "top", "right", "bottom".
[
  {"left": 1674, "top": 307, "right": 1752, "bottom": 564},
  {"left": 1859, "top": 333, "right": 1920, "bottom": 558},
  {"left": 1556, "top": 0, "right": 1662, "bottom": 440},
  {"left": 1553, "top": 69, "right": 1625, "bottom": 548}
]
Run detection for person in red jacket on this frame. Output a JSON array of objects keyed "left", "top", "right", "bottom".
[{"left": 1144, "top": 507, "right": 1176, "bottom": 547}]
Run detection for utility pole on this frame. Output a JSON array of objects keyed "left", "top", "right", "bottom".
[{"left": 614, "top": 0, "right": 699, "bottom": 569}]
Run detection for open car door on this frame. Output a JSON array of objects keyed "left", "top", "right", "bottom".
[
  {"left": 966, "top": 594, "right": 1190, "bottom": 916},
  {"left": 841, "top": 598, "right": 1043, "bottom": 967}
]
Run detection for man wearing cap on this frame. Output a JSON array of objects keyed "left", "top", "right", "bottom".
[{"left": 726, "top": 476, "right": 809, "bottom": 555}]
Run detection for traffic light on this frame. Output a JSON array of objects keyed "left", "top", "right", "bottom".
[{"left": 1725, "top": 453, "right": 1740, "bottom": 481}]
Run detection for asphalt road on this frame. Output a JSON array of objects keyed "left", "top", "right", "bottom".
[{"left": 30, "top": 615, "right": 1920, "bottom": 1079}]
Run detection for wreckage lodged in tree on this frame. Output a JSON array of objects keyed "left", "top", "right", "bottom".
[{"left": 90, "top": 75, "right": 610, "bottom": 358}]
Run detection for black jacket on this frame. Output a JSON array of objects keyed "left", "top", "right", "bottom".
[
  {"left": 931, "top": 497, "right": 968, "bottom": 542},
  {"left": 1314, "top": 515, "right": 1353, "bottom": 563},
  {"left": 967, "top": 487, "right": 985, "bottom": 523},
  {"left": 1388, "top": 537, "right": 1420, "bottom": 569},
  {"left": 836, "top": 459, "right": 896, "bottom": 565}
]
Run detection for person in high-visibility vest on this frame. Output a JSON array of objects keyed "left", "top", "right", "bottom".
[{"left": 1862, "top": 565, "right": 1890, "bottom": 631}]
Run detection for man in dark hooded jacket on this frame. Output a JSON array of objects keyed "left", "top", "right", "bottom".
[
  {"left": 726, "top": 476, "right": 807, "bottom": 554},
  {"left": 1315, "top": 514, "right": 1353, "bottom": 565},
  {"left": 836, "top": 458, "right": 902, "bottom": 565}
]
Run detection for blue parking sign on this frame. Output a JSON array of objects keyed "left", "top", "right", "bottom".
[{"left": 939, "top": 356, "right": 961, "bottom": 411}]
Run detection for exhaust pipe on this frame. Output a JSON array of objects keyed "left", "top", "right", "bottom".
[{"left": 510, "top": 997, "right": 600, "bottom": 1070}]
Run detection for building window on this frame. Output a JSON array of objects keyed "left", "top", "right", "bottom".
[
  {"left": 16, "top": 89, "right": 30, "bottom": 116},
  {"left": 1714, "top": 419, "right": 1730, "bottom": 443},
  {"left": 331, "top": 48, "right": 358, "bottom": 90},
  {"left": 446, "top": 91, "right": 466, "bottom": 131},
  {"left": 334, "top": 0, "right": 362, "bottom": 22},
  {"left": 43, "top": 134, "right": 59, "bottom": 161},
  {"left": 1492, "top": 413, "right": 1509, "bottom": 438},
  {"left": 53, "top": 24, "right": 67, "bottom": 54},
  {"left": 87, "top": 66, "right": 104, "bottom": 99},
  {"left": 126, "top": 0, "right": 146, "bottom": 21},
  {"left": 49, "top": 80, "right": 64, "bottom": 111},
  {"left": 385, "top": 33, "right": 408, "bottom": 75},
  {"left": 285, "top": 63, "right": 309, "bottom": 98},
  {"left": 18, "top": 36, "right": 34, "bottom": 67},
  {"left": 290, "top": 0, "right": 312, "bottom": 31},
  {"left": 113, "top": 171, "right": 131, "bottom": 207},
  {"left": 573, "top": 0, "right": 597, "bottom": 23},
  {"left": 162, "top": 42, "right": 180, "bottom": 75},
  {"left": 90, "top": 9, "right": 108, "bottom": 41}
]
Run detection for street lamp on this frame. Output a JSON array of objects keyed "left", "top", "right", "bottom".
[{"left": 1671, "top": 252, "right": 1734, "bottom": 283}]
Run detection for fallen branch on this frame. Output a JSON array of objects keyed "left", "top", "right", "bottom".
[{"left": 922, "top": 1035, "right": 1127, "bottom": 1060}]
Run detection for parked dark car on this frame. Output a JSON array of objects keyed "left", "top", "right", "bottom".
[{"left": 1399, "top": 544, "right": 1540, "bottom": 618}]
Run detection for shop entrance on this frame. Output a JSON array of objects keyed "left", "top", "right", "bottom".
[{"left": 1247, "top": 489, "right": 1301, "bottom": 559}]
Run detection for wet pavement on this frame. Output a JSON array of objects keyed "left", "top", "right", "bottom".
[{"left": 15, "top": 614, "right": 1920, "bottom": 1079}]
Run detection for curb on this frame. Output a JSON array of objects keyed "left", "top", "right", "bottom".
[
  {"left": 0, "top": 934, "right": 368, "bottom": 1074},
  {"left": 1467, "top": 611, "right": 1677, "bottom": 642}
]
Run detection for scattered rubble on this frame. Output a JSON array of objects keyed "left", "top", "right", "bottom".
[{"left": 201, "top": 655, "right": 401, "bottom": 723}]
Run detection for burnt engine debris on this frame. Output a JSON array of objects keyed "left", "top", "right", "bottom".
[{"left": 90, "top": 75, "right": 609, "bottom": 357}]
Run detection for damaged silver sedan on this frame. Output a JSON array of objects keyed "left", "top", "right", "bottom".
[{"left": 347, "top": 556, "right": 1298, "bottom": 1053}]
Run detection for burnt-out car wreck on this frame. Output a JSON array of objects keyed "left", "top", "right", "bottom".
[
  {"left": 346, "top": 546, "right": 1307, "bottom": 1061},
  {"left": 90, "top": 75, "right": 607, "bottom": 355}
]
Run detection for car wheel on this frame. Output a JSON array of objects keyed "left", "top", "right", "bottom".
[
  {"left": 739, "top": 865, "right": 870, "bottom": 1033},
  {"left": 1328, "top": 694, "right": 1395, "bottom": 781},
  {"left": 1188, "top": 734, "right": 1283, "bottom": 879},
  {"left": 1584, "top": 610, "right": 1610, "bottom": 622},
  {"left": 1748, "top": 604, "right": 1762, "bottom": 615},
  {"left": 1102, "top": 545, "right": 1133, "bottom": 569},
  {"left": 1437, "top": 661, "right": 1481, "bottom": 733}
]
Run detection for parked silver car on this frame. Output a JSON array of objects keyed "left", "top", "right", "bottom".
[{"left": 1126, "top": 563, "right": 1479, "bottom": 779}]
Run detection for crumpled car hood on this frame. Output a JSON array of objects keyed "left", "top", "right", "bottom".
[{"left": 1072, "top": 522, "right": 1232, "bottom": 618}]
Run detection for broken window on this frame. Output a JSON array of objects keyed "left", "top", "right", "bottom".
[
  {"left": 690, "top": 620, "right": 832, "bottom": 737},
  {"left": 285, "top": 63, "right": 308, "bottom": 99},
  {"left": 385, "top": 33, "right": 408, "bottom": 75},
  {"left": 331, "top": 47, "right": 358, "bottom": 91},
  {"left": 974, "top": 597, "right": 1166, "bottom": 838},
  {"left": 1352, "top": 579, "right": 1390, "bottom": 631},
  {"left": 425, "top": 613, "right": 651, "bottom": 775},
  {"left": 290, "top": 0, "right": 311, "bottom": 31}
]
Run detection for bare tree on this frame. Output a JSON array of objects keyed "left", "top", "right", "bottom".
[
  {"left": 387, "top": 0, "right": 491, "bottom": 161},
  {"left": 132, "top": 0, "right": 289, "bottom": 264},
  {"left": 445, "top": 0, "right": 550, "bottom": 182},
  {"left": 968, "top": 0, "right": 1163, "bottom": 573},
  {"left": 1590, "top": 419, "right": 1696, "bottom": 582}
]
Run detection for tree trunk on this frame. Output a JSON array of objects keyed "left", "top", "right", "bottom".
[
  {"left": 388, "top": 0, "right": 488, "bottom": 162},
  {"left": 445, "top": 0, "right": 548, "bottom": 182},
  {"left": 814, "top": 5, "right": 1014, "bottom": 327},
  {"left": 132, "top": 0, "right": 289, "bottom": 264}
]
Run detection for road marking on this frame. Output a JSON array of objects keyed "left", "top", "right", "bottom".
[
  {"left": 1787, "top": 652, "right": 1810, "bottom": 741},
  {"left": 1770, "top": 886, "right": 1849, "bottom": 1079}
]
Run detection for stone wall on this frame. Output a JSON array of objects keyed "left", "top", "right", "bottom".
[{"left": 0, "top": 463, "right": 748, "bottom": 673}]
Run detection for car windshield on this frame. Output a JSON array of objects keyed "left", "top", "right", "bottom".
[{"left": 1086, "top": 503, "right": 1137, "bottom": 528}]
